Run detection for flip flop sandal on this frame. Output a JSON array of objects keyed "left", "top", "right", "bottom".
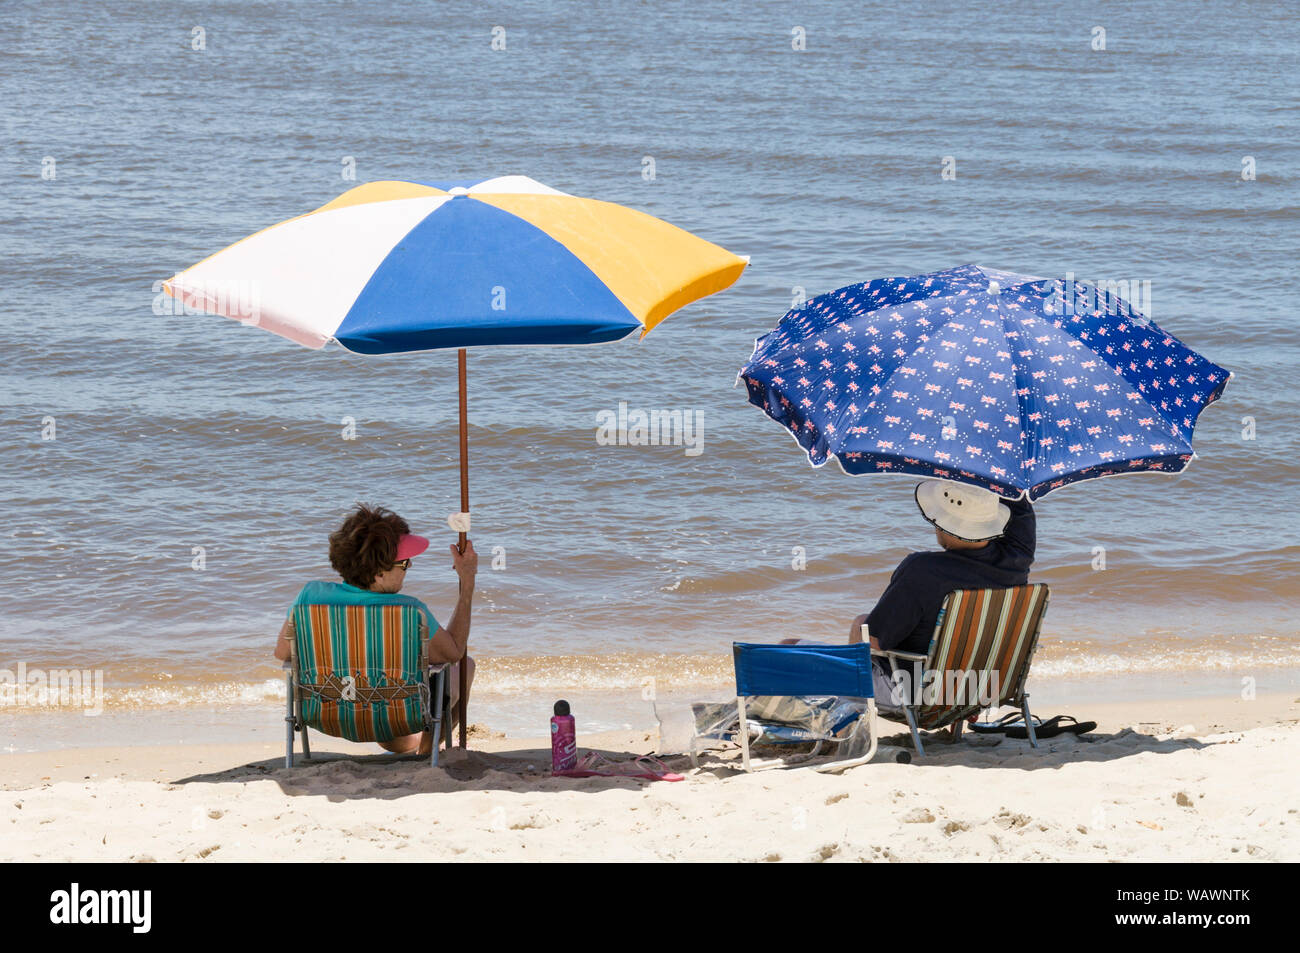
[
  {"left": 970, "top": 712, "right": 1029, "bottom": 735},
  {"left": 555, "top": 751, "right": 685, "bottom": 781},
  {"left": 1033, "top": 715, "right": 1096, "bottom": 738},
  {"left": 982, "top": 712, "right": 1097, "bottom": 738}
]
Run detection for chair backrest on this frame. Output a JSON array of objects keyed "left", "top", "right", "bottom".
[
  {"left": 290, "top": 603, "right": 428, "bottom": 743},
  {"left": 912, "top": 584, "right": 1049, "bottom": 729},
  {"left": 733, "top": 642, "right": 874, "bottom": 700}
]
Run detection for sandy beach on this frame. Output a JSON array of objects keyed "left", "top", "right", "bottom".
[{"left": 3, "top": 693, "right": 1295, "bottom": 863}]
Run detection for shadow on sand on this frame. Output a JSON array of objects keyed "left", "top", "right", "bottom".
[{"left": 171, "top": 724, "right": 1215, "bottom": 798}]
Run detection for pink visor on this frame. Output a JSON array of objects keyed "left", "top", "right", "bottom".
[{"left": 396, "top": 533, "right": 430, "bottom": 561}]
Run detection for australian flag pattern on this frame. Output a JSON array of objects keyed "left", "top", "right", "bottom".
[{"left": 739, "top": 264, "right": 1230, "bottom": 500}]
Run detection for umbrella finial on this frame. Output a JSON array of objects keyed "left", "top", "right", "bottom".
[{"left": 988, "top": 280, "right": 1001, "bottom": 295}]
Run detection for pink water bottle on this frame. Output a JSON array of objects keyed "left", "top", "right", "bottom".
[{"left": 551, "top": 700, "right": 577, "bottom": 773}]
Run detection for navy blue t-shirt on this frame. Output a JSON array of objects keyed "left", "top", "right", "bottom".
[{"left": 865, "top": 497, "right": 1036, "bottom": 661}]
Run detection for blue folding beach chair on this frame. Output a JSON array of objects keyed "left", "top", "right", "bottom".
[{"left": 691, "top": 642, "right": 880, "bottom": 773}]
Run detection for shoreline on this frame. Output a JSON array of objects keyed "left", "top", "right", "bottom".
[{"left": 3, "top": 667, "right": 1297, "bottom": 754}]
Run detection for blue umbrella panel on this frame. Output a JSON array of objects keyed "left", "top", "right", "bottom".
[{"left": 739, "top": 264, "right": 1230, "bottom": 500}]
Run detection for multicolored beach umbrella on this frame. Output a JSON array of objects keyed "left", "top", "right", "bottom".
[
  {"left": 163, "top": 174, "right": 747, "bottom": 746},
  {"left": 163, "top": 175, "right": 747, "bottom": 352},
  {"left": 739, "top": 264, "right": 1230, "bottom": 500}
]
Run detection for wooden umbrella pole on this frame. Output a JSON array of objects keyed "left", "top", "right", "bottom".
[{"left": 457, "top": 347, "right": 469, "bottom": 750}]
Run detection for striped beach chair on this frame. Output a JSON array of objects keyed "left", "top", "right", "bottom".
[
  {"left": 873, "top": 584, "right": 1049, "bottom": 757},
  {"left": 284, "top": 603, "right": 449, "bottom": 767}
]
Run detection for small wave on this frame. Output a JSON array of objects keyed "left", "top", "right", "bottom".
[
  {"left": 1033, "top": 647, "right": 1300, "bottom": 678},
  {"left": 659, "top": 565, "right": 796, "bottom": 596},
  {"left": 0, "top": 678, "right": 285, "bottom": 714}
]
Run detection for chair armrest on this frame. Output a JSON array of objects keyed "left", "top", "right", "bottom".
[{"left": 871, "top": 647, "right": 928, "bottom": 664}]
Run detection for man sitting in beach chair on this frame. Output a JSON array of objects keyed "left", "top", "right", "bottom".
[
  {"left": 786, "top": 479, "right": 1035, "bottom": 712},
  {"left": 274, "top": 503, "right": 477, "bottom": 757},
  {"left": 858, "top": 480, "right": 1034, "bottom": 690}
]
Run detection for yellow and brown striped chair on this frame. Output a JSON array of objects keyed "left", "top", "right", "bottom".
[
  {"left": 873, "top": 584, "right": 1049, "bottom": 756},
  {"left": 284, "top": 603, "right": 449, "bottom": 767}
]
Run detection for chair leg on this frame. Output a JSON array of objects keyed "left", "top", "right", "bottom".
[
  {"left": 865, "top": 698, "right": 879, "bottom": 764},
  {"left": 1021, "top": 694, "right": 1038, "bottom": 748},
  {"left": 429, "top": 669, "right": 445, "bottom": 767},
  {"left": 814, "top": 699, "right": 879, "bottom": 774},
  {"left": 903, "top": 706, "right": 925, "bottom": 757},
  {"left": 951, "top": 719, "right": 964, "bottom": 742},
  {"left": 301, "top": 724, "right": 312, "bottom": 761},
  {"left": 445, "top": 671, "right": 454, "bottom": 752},
  {"left": 284, "top": 673, "right": 295, "bottom": 769},
  {"left": 737, "top": 696, "right": 752, "bottom": 773}
]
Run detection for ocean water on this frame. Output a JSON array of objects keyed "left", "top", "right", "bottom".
[{"left": 2, "top": 1, "right": 1297, "bottom": 742}]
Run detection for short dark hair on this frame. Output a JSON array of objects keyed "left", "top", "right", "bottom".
[{"left": 329, "top": 504, "right": 409, "bottom": 589}]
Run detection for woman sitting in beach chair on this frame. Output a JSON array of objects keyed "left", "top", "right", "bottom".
[{"left": 274, "top": 503, "right": 477, "bottom": 757}]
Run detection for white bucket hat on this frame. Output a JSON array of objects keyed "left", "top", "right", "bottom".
[{"left": 914, "top": 480, "right": 1011, "bottom": 542}]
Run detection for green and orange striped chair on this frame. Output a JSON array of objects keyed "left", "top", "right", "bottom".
[
  {"left": 284, "top": 603, "right": 448, "bottom": 767},
  {"left": 872, "top": 584, "right": 1049, "bottom": 756}
]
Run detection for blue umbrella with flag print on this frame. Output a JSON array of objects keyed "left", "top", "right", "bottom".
[
  {"left": 738, "top": 264, "right": 1230, "bottom": 500},
  {"left": 164, "top": 175, "right": 748, "bottom": 746}
]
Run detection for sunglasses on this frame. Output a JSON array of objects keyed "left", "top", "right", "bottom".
[{"left": 393, "top": 558, "right": 413, "bottom": 570}]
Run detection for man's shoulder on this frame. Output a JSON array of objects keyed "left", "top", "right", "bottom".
[
  {"left": 895, "top": 550, "right": 951, "bottom": 576},
  {"left": 892, "top": 550, "right": 982, "bottom": 593}
]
